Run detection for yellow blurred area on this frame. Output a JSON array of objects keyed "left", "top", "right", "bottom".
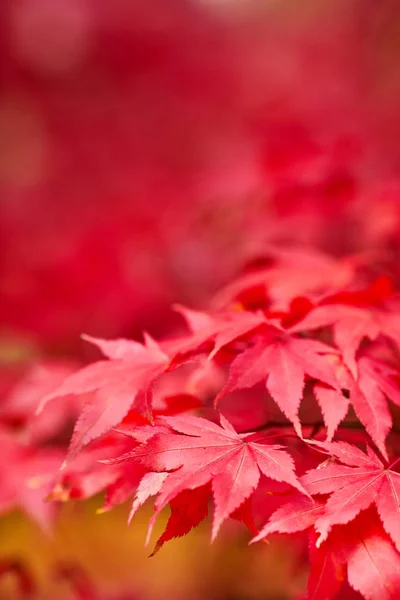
[{"left": 0, "top": 500, "right": 305, "bottom": 600}]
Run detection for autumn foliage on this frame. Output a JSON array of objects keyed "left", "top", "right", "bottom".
[
  {"left": 4, "top": 2, "right": 400, "bottom": 600},
  {"left": 10, "top": 238, "right": 395, "bottom": 600}
]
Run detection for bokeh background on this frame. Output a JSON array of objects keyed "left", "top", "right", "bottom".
[{"left": 2, "top": 0, "right": 400, "bottom": 598}]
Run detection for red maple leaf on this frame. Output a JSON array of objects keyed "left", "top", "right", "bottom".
[
  {"left": 171, "top": 304, "right": 268, "bottom": 360},
  {"left": 342, "top": 510, "right": 400, "bottom": 600},
  {"left": 217, "top": 329, "right": 339, "bottom": 435},
  {"left": 110, "top": 414, "right": 307, "bottom": 544},
  {"left": 301, "top": 440, "right": 400, "bottom": 551},
  {"left": 313, "top": 353, "right": 352, "bottom": 442},
  {"left": 313, "top": 353, "right": 400, "bottom": 457},
  {"left": 347, "top": 355, "right": 400, "bottom": 459},
  {"left": 251, "top": 493, "right": 325, "bottom": 542},
  {"left": 290, "top": 278, "right": 400, "bottom": 378},
  {"left": 251, "top": 493, "right": 346, "bottom": 600},
  {"left": 36, "top": 335, "right": 179, "bottom": 464},
  {"left": 251, "top": 492, "right": 400, "bottom": 600},
  {"left": 306, "top": 510, "right": 400, "bottom": 600}
]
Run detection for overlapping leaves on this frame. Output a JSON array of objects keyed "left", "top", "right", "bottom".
[{"left": 28, "top": 251, "right": 400, "bottom": 600}]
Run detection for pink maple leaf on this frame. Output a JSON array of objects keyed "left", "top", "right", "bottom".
[
  {"left": 111, "top": 414, "right": 307, "bottom": 543},
  {"left": 313, "top": 353, "right": 400, "bottom": 456},
  {"left": 217, "top": 329, "right": 339, "bottom": 435},
  {"left": 301, "top": 440, "right": 400, "bottom": 551},
  {"left": 36, "top": 335, "right": 180, "bottom": 464}
]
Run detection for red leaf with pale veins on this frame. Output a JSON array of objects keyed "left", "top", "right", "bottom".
[
  {"left": 350, "top": 357, "right": 394, "bottom": 460},
  {"left": 81, "top": 333, "right": 168, "bottom": 362},
  {"left": 349, "top": 388, "right": 390, "bottom": 462},
  {"left": 302, "top": 441, "right": 400, "bottom": 551},
  {"left": 36, "top": 336, "right": 177, "bottom": 464},
  {"left": 114, "top": 421, "right": 171, "bottom": 445},
  {"left": 310, "top": 352, "right": 400, "bottom": 457},
  {"left": 307, "top": 509, "right": 400, "bottom": 600},
  {"left": 291, "top": 297, "right": 400, "bottom": 379},
  {"left": 114, "top": 415, "right": 306, "bottom": 541},
  {"left": 313, "top": 354, "right": 351, "bottom": 441},
  {"left": 345, "top": 511, "right": 400, "bottom": 600},
  {"left": 209, "top": 312, "right": 269, "bottom": 359},
  {"left": 172, "top": 305, "right": 268, "bottom": 360},
  {"left": 359, "top": 356, "right": 400, "bottom": 408},
  {"left": 333, "top": 313, "right": 380, "bottom": 378},
  {"left": 217, "top": 331, "right": 339, "bottom": 435},
  {"left": 307, "top": 439, "right": 381, "bottom": 468},
  {"left": 209, "top": 437, "right": 260, "bottom": 540},
  {"left": 252, "top": 494, "right": 324, "bottom": 542},
  {"left": 309, "top": 351, "right": 400, "bottom": 458}
]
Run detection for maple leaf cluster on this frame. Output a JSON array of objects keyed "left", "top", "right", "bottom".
[
  {"left": 4, "top": 2, "right": 400, "bottom": 599},
  {"left": 15, "top": 245, "right": 395, "bottom": 600}
]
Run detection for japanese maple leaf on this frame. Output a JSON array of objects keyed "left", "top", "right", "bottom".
[
  {"left": 306, "top": 510, "right": 400, "bottom": 600},
  {"left": 313, "top": 354, "right": 352, "bottom": 442},
  {"left": 37, "top": 335, "right": 177, "bottom": 464},
  {"left": 343, "top": 510, "right": 400, "bottom": 600},
  {"left": 314, "top": 353, "right": 400, "bottom": 455},
  {"left": 346, "top": 355, "right": 400, "bottom": 459},
  {"left": 251, "top": 493, "right": 400, "bottom": 600},
  {"left": 301, "top": 440, "right": 400, "bottom": 551},
  {"left": 146, "top": 488, "right": 258, "bottom": 557},
  {"left": 251, "top": 493, "right": 325, "bottom": 542},
  {"left": 217, "top": 329, "right": 339, "bottom": 435},
  {"left": 322, "top": 305, "right": 400, "bottom": 376},
  {"left": 290, "top": 279, "right": 400, "bottom": 377},
  {"left": 170, "top": 305, "right": 268, "bottom": 360},
  {"left": 308, "top": 510, "right": 400, "bottom": 600},
  {"left": 251, "top": 495, "right": 345, "bottom": 600},
  {"left": 112, "top": 414, "right": 307, "bottom": 542}
]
